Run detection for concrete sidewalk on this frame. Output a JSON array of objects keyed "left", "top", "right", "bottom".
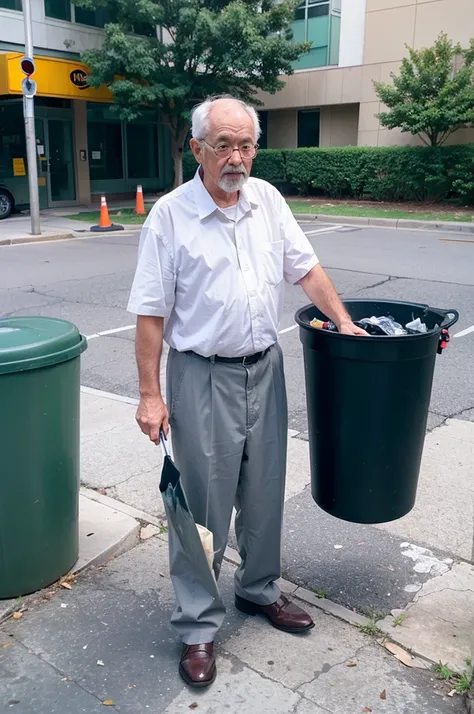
[
  {"left": 0, "top": 386, "right": 472, "bottom": 713},
  {"left": 0, "top": 213, "right": 97, "bottom": 245}
]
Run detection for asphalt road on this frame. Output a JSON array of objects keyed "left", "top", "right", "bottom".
[
  {"left": 2, "top": 222, "right": 473, "bottom": 615},
  {"left": 1, "top": 222, "right": 473, "bottom": 434}
]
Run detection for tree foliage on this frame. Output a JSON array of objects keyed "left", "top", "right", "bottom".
[
  {"left": 74, "top": 0, "right": 309, "bottom": 185},
  {"left": 374, "top": 33, "right": 474, "bottom": 147}
]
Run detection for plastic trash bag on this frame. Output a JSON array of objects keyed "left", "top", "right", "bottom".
[
  {"left": 356, "top": 316, "right": 407, "bottom": 336},
  {"left": 405, "top": 317, "right": 428, "bottom": 334}
]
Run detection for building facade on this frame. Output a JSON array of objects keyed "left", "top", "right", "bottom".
[
  {"left": 0, "top": 0, "right": 473, "bottom": 210},
  {"left": 259, "top": 0, "right": 474, "bottom": 150},
  {"left": 0, "top": 0, "right": 172, "bottom": 210}
]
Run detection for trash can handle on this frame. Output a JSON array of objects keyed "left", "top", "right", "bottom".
[{"left": 439, "top": 309, "right": 460, "bottom": 329}]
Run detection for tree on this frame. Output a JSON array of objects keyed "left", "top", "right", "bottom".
[
  {"left": 373, "top": 33, "right": 474, "bottom": 147},
  {"left": 75, "top": 0, "right": 309, "bottom": 186}
]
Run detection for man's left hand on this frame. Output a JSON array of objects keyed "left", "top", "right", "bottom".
[{"left": 338, "top": 320, "right": 368, "bottom": 336}]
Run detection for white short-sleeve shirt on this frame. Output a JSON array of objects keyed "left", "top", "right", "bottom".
[{"left": 127, "top": 169, "right": 318, "bottom": 358}]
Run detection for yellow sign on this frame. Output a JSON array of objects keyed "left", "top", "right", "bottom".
[
  {"left": 0, "top": 53, "right": 113, "bottom": 103},
  {"left": 12, "top": 158, "right": 26, "bottom": 176}
]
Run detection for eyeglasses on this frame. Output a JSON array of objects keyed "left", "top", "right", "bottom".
[{"left": 202, "top": 140, "right": 259, "bottom": 160}]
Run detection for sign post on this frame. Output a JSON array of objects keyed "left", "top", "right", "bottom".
[{"left": 21, "top": 0, "right": 40, "bottom": 235}]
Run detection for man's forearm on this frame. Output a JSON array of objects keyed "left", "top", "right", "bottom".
[
  {"left": 135, "top": 315, "right": 164, "bottom": 398},
  {"left": 299, "top": 264, "right": 351, "bottom": 329}
]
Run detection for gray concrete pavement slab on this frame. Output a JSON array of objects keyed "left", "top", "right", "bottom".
[
  {"left": 222, "top": 600, "right": 366, "bottom": 690},
  {"left": 0, "top": 538, "right": 247, "bottom": 714},
  {"left": 163, "top": 656, "right": 301, "bottom": 714},
  {"left": 76, "top": 495, "right": 140, "bottom": 573},
  {"left": 0, "top": 630, "right": 106, "bottom": 714},
  {"left": 299, "top": 644, "right": 464, "bottom": 714},
  {"left": 80, "top": 390, "right": 165, "bottom": 518},
  {"left": 379, "top": 562, "right": 474, "bottom": 673},
  {"left": 1, "top": 536, "right": 467, "bottom": 714},
  {"left": 275, "top": 486, "right": 454, "bottom": 617}
]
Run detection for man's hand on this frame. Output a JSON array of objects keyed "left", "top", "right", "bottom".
[
  {"left": 338, "top": 320, "right": 369, "bottom": 337},
  {"left": 136, "top": 394, "right": 170, "bottom": 443}
]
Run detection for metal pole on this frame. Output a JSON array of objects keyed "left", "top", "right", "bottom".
[{"left": 22, "top": 0, "right": 40, "bottom": 235}]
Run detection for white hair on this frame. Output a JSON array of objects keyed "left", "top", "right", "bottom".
[{"left": 191, "top": 95, "right": 261, "bottom": 142}]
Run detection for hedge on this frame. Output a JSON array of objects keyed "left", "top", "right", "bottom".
[
  {"left": 181, "top": 144, "right": 474, "bottom": 204},
  {"left": 183, "top": 148, "right": 286, "bottom": 186}
]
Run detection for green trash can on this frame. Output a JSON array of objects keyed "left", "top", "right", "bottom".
[
  {"left": 0, "top": 317, "right": 87, "bottom": 599},
  {"left": 295, "top": 299, "right": 459, "bottom": 525}
]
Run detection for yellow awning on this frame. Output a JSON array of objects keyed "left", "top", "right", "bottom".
[{"left": 0, "top": 52, "right": 113, "bottom": 103}]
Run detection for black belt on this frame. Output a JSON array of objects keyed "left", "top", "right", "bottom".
[{"left": 187, "top": 348, "right": 270, "bottom": 365}]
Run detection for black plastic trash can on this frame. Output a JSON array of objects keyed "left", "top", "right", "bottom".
[{"left": 295, "top": 299, "right": 459, "bottom": 524}]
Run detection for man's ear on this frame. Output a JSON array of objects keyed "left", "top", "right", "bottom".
[{"left": 190, "top": 138, "right": 202, "bottom": 164}]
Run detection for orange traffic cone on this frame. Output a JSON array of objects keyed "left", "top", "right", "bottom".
[
  {"left": 99, "top": 195, "right": 112, "bottom": 227},
  {"left": 91, "top": 195, "right": 124, "bottom": 233},
  {"left": 135, "top": 185, "right": 146, "bottom": 215}
]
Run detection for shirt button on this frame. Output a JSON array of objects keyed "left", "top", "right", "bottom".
[
  {"left": 243, "top": 265, "right": 249, "bottom": 271},
  {"left": 250, "top": 290, "right": 256, "bottom": 297}
]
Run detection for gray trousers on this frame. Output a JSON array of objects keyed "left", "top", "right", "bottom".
[{"left": 166, "top": 343, "right": 288, "bottom": 645}]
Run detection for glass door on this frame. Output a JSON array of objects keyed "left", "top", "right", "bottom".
[{"left": 45, "top": 118, "right": 77, "bottom": 205}]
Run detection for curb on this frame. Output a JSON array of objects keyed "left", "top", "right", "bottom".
[
  {"left": 0, "top": 223, "right": 143, "bottom": 248},
  {"left": 0, "top": 232, "right": 74, "bottom": 247},
  {"left": 0, "top": 491, "right": 141, "bottom": 626},
  {"left": 293, "top": 213, "right": 474, "bottom": 233}
]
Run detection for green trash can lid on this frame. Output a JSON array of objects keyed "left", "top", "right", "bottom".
[{"left": 0, "top": 317, "right": 87, "bottom": 375}]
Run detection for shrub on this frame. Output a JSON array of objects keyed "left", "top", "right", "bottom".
[{"left": 181, "top": 145, "right": 474, "bottom": 205}]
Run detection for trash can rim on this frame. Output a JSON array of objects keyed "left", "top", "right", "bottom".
[
  {"left": 0, "top": 316, "right": 87, "bottom": 375},
  {"left": 295, "top": 299, "right": 457, "bottom": 340}
]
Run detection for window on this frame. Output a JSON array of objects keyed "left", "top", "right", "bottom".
[
  {"left": 0, "top": 102, "right": 26, "bottom": 179},
  {"left": 44, "top": 0, "right": 71, "bottom": 21},
  {"left": 87, "top": 121, "right": 123, "bottom": 180},
  {"left": 0, "top": 0, "right": 22, "bottom": 8},
  {"left": 75, "top": 5, "right": 118, "bottom": 27},
  {"left": 43, "top": 1, "right": 118, "bottom": 26},
  {"left": 298, "top": 110, "right": 320, "bottom": 148},
  {"left": 295, "top": 0, "right": 329, "bottom": 22},
  {"left": 127, "top": 122, "right": 158, "bottom": 179},
  {"left": 292, "top": 0, "right": 330, "bottom": 69}
]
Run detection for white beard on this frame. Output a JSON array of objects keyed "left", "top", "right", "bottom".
[{"left": 218, "top": 170, "right": 248, "bottom": 192}]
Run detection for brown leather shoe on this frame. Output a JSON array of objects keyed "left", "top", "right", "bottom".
[
  {"left": 179, "top": 643, "right": 216, "bottom": 688},
  {"left": 235, "top": 594, "right": 315, "bottom": 634}
]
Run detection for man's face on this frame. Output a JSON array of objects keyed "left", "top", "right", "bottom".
[{"left": 191, "top": 100, "right": 256, "bottom": 194}]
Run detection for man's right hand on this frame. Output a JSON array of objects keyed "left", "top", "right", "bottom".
[{"left": 136, "top": 395, "right": 170, "bottom": 443}]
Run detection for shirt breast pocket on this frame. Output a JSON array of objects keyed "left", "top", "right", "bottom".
[{"left": 261, "top": 240, "right": 284, "bottom": 285}]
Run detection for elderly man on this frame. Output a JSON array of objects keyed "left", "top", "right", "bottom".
[{"left": 127, "top": 95, "right": 365, "bottom": 688}]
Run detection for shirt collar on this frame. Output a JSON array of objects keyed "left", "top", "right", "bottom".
[{"left": 192, "top": 167, "right": 259, "bottom": 221}]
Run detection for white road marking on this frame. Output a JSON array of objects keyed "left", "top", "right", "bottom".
[
  {"left": 278, "top": 324, "right": 298, "bottom": 335},
  {"left": 303, "top": 226, "right": 339, "bottom": 236},
  {"left": 453, "top": 324, "right": 474, "bottom": 339},
  {"left": 86, "top": 324, "right": 136, "bottom": 340},
  {"left": 86, "top": 322, "right": 298, "bottom": 341}
]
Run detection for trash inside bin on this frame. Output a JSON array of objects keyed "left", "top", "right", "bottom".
[
  {"left": 296, "top": 299, "right": 459, "bottom": 525},
  {"left": 0, "top": 317, "right": 87, "bottom": 599}
]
